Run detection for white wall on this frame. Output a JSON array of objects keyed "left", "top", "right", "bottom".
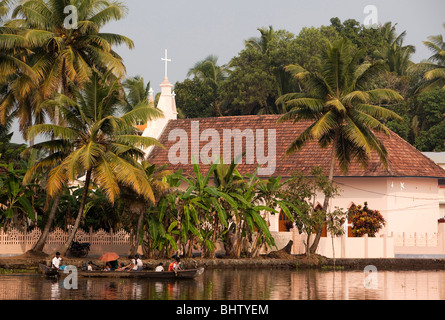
[{"left": 270, "top": 177, "right": 441, "bottom": 236}]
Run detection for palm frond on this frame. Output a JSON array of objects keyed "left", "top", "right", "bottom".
[
  {"left": 425, "top": 67, "right": 445, "bottom": 81},
  {"left": 26, "top": 123, "right": 80, "bottom": 141},
  {"left": 366, "top": 89, "right": 404, "bottom": 104}
]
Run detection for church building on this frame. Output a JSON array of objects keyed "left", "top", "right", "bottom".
[{"left": 140, "top": 54, "right": 445, "bottom": 247}]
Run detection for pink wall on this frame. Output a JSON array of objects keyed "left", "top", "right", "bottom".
[
  {"left": 384, "top": 178, "right": 440, "bottom": 234},
  {"left": 271, "top": 177, "right": 441, "bottom": 236}
]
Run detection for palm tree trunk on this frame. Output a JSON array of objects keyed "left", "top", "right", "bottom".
[
  {"left": 31, "top": 193, "right": 61, "bottom": 253},
  {"left": 309, "top": 136, "right": 337, "bottom": 254},
  {"left": 57, "top": 170, "right": 92, "bottom": 256},
  {"left": 131, "top": 209, "right": 144, "bottom": 256}
]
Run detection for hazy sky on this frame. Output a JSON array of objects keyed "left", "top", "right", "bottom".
[
  {"left": 10, "top": 0, "right": 445, "bottom": 143},
  {"left": 103, "top": 0, "right": 445, "bottom": 85}
]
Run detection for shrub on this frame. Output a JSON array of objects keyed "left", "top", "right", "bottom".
[{"left": 347, "top": 202, "right": 385, "bottom": 237}]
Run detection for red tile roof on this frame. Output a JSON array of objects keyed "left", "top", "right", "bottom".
[{"left": 146, "top": 115, "right": 445, "bottom": 179}]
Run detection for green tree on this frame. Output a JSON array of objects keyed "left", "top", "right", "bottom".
[
  {"left": 282, "top": 167, "right": 342, "bottom": 255},
  {"left": 278, "top": 38, "right": 403, "bottom": 254},
  {"left": 376, "top": 22, "right": 416, "bottom": 77},
  {"left": 24, "top": 71, "right": 162, "bottom": 255},
  {"left": 0, "top": 0, "right": 134, "bottom": 142},
  {"left": 122, "top": 76, "right": 152, "bottom": 110},
  {"left": 220, "top": 27, "right": 298, "bottom": 115},
  {"left": 0, "top": 162, "right": 45, "bottom": 230},
  {"left": 174, "top": 78, "right": 216, "bottom": 118},
  {"left": 329, "top": 17, "right": 387, "bottom": 60},
  {"left": 187, "top": 55, "right": 228, "bottom": 116},
  {"left": 415, "top": 24, "right": 445, "bottom": 91},
  {"left": 121, "top": 162, "right": 170, "bottom": 256},
  {"left": 0, "top": 114, "right": 27, "bottom": 165}
]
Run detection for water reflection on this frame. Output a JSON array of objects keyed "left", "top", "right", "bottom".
[{"left": 0, "top": 269, "right": 444, "bottom": 300}]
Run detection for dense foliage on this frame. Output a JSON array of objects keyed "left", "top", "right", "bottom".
[
  {"left": 0, "top": 1, "right": 444, "bottom": 257},
  {"left": 348, "top": 202, "right": 386, "bottom": 237},
  {"left": 176, "top": 19, "right": 445, "bottom": 153}
]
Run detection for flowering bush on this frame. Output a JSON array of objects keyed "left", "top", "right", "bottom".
[{"left": 347, "top": 202, "right": 385, "bottom": 237}]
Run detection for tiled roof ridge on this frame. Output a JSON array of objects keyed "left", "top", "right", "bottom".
[{"left": 147, "top": 114, "right": 445, "bottom": 179}]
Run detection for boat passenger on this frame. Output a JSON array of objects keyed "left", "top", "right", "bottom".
[
  {"left": 133, "top": 254, "right": 143, "bottom": 271},
  {"left": 104, "top": 260, "right": 119, "bottom": 271},
  {"left": 155, "top": 263, "right": 164, "bottom": 272},
  {"left": 116, "top": 262, "right": 128, "bottom": 271},
  {"left": 51, "top": 252, "right": 62, "bottom": 271},
  {"left": 168, "top": 257, "right": 183, "bottom": 274},
  {"left": 125, "top": 256, "right": 135, "bottom": 272}
]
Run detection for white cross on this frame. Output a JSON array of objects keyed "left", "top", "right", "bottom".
[{"left": 161, "top": 49, "right": 171, "bottom": 79}]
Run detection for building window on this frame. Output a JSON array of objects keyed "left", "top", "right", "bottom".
[{"left": 279, "top": 210, "right": 293, "bottom": 232}]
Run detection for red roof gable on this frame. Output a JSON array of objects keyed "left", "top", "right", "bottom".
[{"left": 146, "top": 115, "right": 445, "bottom": 179}]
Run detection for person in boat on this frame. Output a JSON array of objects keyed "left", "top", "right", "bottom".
[
  {"left": 104, "top": 259, "right": 119, "bottom": 271},
  {"left": 168, "top": 257, "right": 183, "bottom": 274},
  {"left": 116, "top": 262, "right": 128, "bottom": 271},
  {"left": 132, "top": 254, "right": 143, "bottom": 271},
  {"left": 51, "top": 252, "right": 62, "bottom": 271},
  {"left": 125, "top": 256, "right": 136, "bottom": 272},
  {"left": 155, "top": 263, "right": 164, "bottom": 272}
]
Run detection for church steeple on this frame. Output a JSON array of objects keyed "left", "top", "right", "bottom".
[{"left": 141, "top": 49, "right": 177, "bottom": 156}]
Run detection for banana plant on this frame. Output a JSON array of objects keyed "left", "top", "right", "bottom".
[{"left": 0, "top": 163, "right": 43, "bottom": 229}]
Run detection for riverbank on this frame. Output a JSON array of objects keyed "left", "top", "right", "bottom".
[{"left": 1, "top": 251, "right": 445, "bottom": 272}]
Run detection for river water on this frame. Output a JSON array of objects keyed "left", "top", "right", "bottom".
[{"left": 0, "top": 268, "right": 444, "bottom": 300}]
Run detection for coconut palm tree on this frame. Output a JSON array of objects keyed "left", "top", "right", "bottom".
[
  {"left": 122, "top": 161, "right": 170, "bottom": 257},
  {"left": 187, "top": 55, "right": 228, "bottom": 90},
  {"left": 376, "top": 22, "right": 415, "bottom": 77},
  {"left": 413, "top": 24, "right": 445, "bottom": 91},
  {"left": 187, "top": 55, "right": 228, "bottom": 116},
  {"left": 24, "top": 71, "right": 163, "bottom": 255},
  {"left": 244, "top": 25, "right": 296, "bottom": 114},
  {"left": 0, "top": 1, "right": 42, "bottom": 140},
  {"left": 0, "top": 0, "right": 12, "bottom": 21},
  {"left": 121, "top": 76, "right": 155, "bottom": 128},
  {"left": 0, "top": 0, "right": 134, "bottom": 141},
  {"left": 122, "top": 76, "right": 152, "bottom": 110},
  {"left": 245, "top": 25, "right": 276, "bottom": 54},
  {"left": 277, "top": 38, "right": 403, "bottom": 254}
]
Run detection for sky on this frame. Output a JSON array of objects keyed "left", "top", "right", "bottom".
[{"left": 10, "top": 0, "right": 445, "bottom": 144}]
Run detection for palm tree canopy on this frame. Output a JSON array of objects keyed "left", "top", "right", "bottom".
[
  {"left": 0, "top": 0, "right": 134, "bottom": 141},
  {"left": 187, "top": 55, "right": 228, "bottom": 90},
  {"left": 376, "top": 22, "right": 415, "bottom": 77},
  {"left": 11, "top": 0, "right": 134, "bottom": 90},
  {"left": 122, "top": 76, "right": 152, "bottom": 112},
  {"left": 409, "top": 24, "right": 445, "bottom": 92},
  {"left": 245, "top": 25, "right": 276, "bottom": 54},
  {"left": 24, "top": 71, "right": 163, "bottom": 204},
  {"left": 278, "top": 38, "right": 403, "bottom": 173}
]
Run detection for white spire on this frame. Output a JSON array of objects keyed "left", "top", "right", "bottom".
[
  {"left": 148, "top": 87, "right": 154, "bottom": 103},
  {"left": 141, "top": 50, "right": 177, "bottom": 157}
]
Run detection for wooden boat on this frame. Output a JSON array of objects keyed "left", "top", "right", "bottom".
[
  {"left": 79, "top": 267, "right": 204, "bottom": 280},
  {"left": 39, "top": 264, "right": 59, "bottom": 277}
]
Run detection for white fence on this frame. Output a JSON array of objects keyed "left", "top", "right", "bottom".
[
  {"left": 266, "top": 229, "right": 394, "bottom": 258},
  {"left": 0, "top": 228, "right": 133, "bottom": 256},
  {"left": 266, "top": 223, "right": 445, "bottom": 258},
  {"left": 3, "top": 223, "right": 445, "bottom": 258}
]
